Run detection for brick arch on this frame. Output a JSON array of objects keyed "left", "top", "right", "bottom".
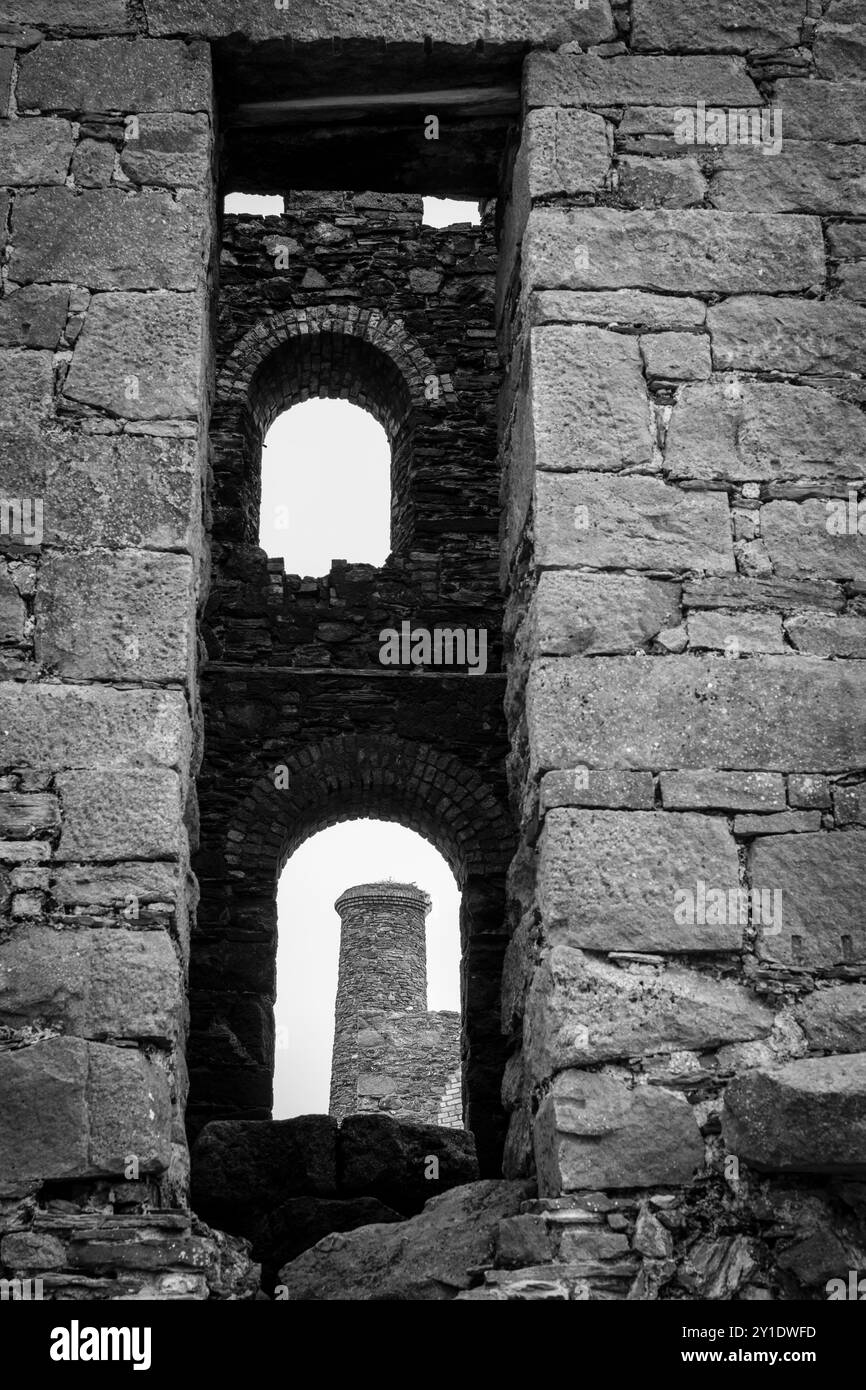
[
  {"left": 190, "top": 735, "right": 512, "bottom": 1171},
  {"left": 225, "top": 733, "right": 512, "bottom": 884},
  {"left": 211, "top": 306, "right": 442, "bottom": 547}
]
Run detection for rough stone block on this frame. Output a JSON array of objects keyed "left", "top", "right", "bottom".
[
  {"left": 10, "top": 190, "right": 209, "bottom": 291},
  {"left": 339, "top": 1114, "right": 479, "bottom": 1214},
  {"left": 708, "top": 295, "right": 866, "bottom": 376},
  {"left": 523, "top": 209, "right": 824, "bottom": 294},
  {"left": 35, "top": 549, "right": 194, "bottom": 681},
  {"left": 0, "top": 349, "right": 54, "bottom": 428},
  {"left": 0, "top": 286, "right": 69, "bottom": 349},
  {"left": 788, "top": 774, "right": 831, "bottom": 809},
  {"left": 525, "top": 53, "right": 760, "bottom": 106},
  {"left": 815, "top": 3, "right": 866, "bottom": 81},
  {"left": 722, "top": 1055, "right": 866, "bottom": 1175},
  {"left": 711, "top": 144, "right": 866, "bottom": 217},
  {"left": 618, "top": 156, "right": 707, "bottom": 210},
  {"left": 785, "top": 614, "right": 866, "bottom": 658},
  {"left": 17, "top": 38, "right": 212, "bottom": 113},
  {"left": 0, "top": 427, "right": 201, "bottom": 552},
  {"left": 0, "top": 49, "right": 12, "bottom": 118},
  {"left": 525, "top": 945, "right": 773, "bottom": 1080},
  {"left": 748, "top": 831, "right": 866, "bottom": 967},
  {"left": 665, "top": 383, "right": 866, "bottom": 483},
  {"left": 538, "top": 808, "right": 743, "bottom": 952},
  {"left": 683, "top": 573, "right": 844, "bottom": 613},
  {"left": 640, "top": 331, "right": 711, "bottom": 380},
  {"left": 660, "top": 770, "right": 785, "bottom": 812},
  {"left": 0, "top": 1, "right": 134, "bottom": 31},
  {"left": 733, "top": 811, "right": 822, "bottom": 835},
  {"left": 539, "top": 768, "right": 655, "bottom": 812},
  {"left": 0, "top": 1231, "right": 65, "bottom": 1270},
  {"left": 119, "top": 112, "right": 211, "bottom": 187},
  {"left": 631, "top": 0, "right": 805, "bottom": 52},
  {"left": 762, "top": 500, "right": 866, "bottom": 583},
  {"left": 0, "top": 683, "right": 190, "bottom": 770},
  {"left": 62, "top": 292, "right": 205, "bottom": 418},
  {"left": 527, "top": 656, "right": 866, "bottom": 773},
  {"left": 796, "top": 986, "right": 866, "bottom": 1054},
  {"left": 0, "top": 927, "right": 182, "bottom": 1043},
  {"left": 528, "top": 572, "right": 681, "bottom": 657},
  {"left": 55, "top": 770, "right": 184, "bottom": 861},
  {"left": 687, "top": 610, "right": 785, "bottom": 653},
  {"left": 0, "top": 570, "right": 24, "bottom": 640},
  {"left": 0, "top": 1037, "right": 170, "bottom": 1191},
  {"left": 0, "top": 791, "right": 59, "bottom": 837},
  {"left": 529, "top": 325, "right": 654, "bottom": 472},
  {"left": 535, "top": 474, "right": 734, "bottom": 572},
  {"left": 520, "top": 107, "right": 610, "bottom": 200},
  {"left": 0, "top": 117, "right": 73, "bottom": 185},
  {"left": 191, "top": 1117, "right": 340, "bottom": 1221},
  {"left": 530, "top": 289, "right": 706, "bottom": 330},
  {"left": 534, "top": 1070, "right": 704, "bottom": 1193}
]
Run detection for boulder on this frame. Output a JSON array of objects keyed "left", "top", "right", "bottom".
[
  {"left": 276, "top": 1180, "right": 527, "bottom": 1300},
  {"left": 251, "top": 1196, "right": 401, "bottom": 1291},
  {"left": 722, "top": 1054, "right": 866, "bottom": 1174},
  {"left": 338, "top": 1114, "right": 479, "bottom": 1214},
  {"left": 191, "top": 1116, "right": 339, "bottom": 1232}
]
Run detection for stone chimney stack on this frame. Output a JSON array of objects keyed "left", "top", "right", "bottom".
[{"left": 329, "top": 881, "right": 432, "bottom": 1119}]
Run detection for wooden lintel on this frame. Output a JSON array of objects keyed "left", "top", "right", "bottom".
[{"left": 231, "top": 86, "right": 520, "bottom": 126}]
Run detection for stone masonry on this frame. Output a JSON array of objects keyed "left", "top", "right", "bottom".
[
  {"left": 329, "top": 882, "right": 462, "bottom": 1127},
  {"left": 0, "top": 0, "right": 865, "bottom": 1302}
]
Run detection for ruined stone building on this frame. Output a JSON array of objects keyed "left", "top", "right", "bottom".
[{"left": 1, "top": 0, "right": 866, "bottom": 1303}]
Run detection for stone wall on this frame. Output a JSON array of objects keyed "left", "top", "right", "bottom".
[{"left": 497, "top": 0, "right": 866, "bottom": 1299}]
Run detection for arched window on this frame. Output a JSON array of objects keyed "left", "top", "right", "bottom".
[
  {"left": 259, "top": 399, "right": 391, "bottom": 574},
  {"left": 273, "top": 819, "right": 461, "bottom": 1124}
]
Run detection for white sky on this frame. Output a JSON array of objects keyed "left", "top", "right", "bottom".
[
  {"left": 226, "top": 192, "right": 476, "bottom": 1119},
  {"left": 274, "top": 819, "right": 461, "bottom": 1118}
]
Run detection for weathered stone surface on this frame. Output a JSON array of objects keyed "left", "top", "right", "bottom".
[
  {"left": 530, "top": 289, "right": 706, "bottom": 330},
  {"left": 815, "top": 0, "right": 866, "bottom": 80},
  {"left": 521, "top": 108, "right": 610, "bottom": 199},
  {"left": 63, "top": 292, "right": 204, "bottom": 418},
  {"left": 660, "top": 770, "right": 785, "bottom": 811},
  {"left": 192, "top": 1117, "right": 339, "bottom": 1220},
  {"left": 276, "top": 1180, "right": 527, "bottom": 1300},
  {"left": 0, "top": 1231, "right": 66, "bottom": 1270},
  {"left": 528, "top": 571, "right": 681, "bottom": 656},
  {"left": 677, "top": 1235, "right": 758, "bottom": 1299},
  {"left": 17, "top": 39, "right": 212, "bottom": 113},
  {"left": 524, "top": 209, "right": 824, "bottom": 294},
  {"left": 10, "top": 190, "right": 209, "bottom": 291},
  {"left": 632, "top": 0, "right": 805, "bottom": 52},
  {"left": 687, "top": 610, "right": 785, "bottom": 653},
  {"left": 734, "top": 810, "right": 821, "bottom": 835},
  {"left": 665, "top": 383, "right": 866, "bottom": 482},
  {"left": 55, "top": 770, "right": 184, "bottom": 861},
  {"left": 538, "top": 809, "right": 742, "bottom": 952},
  {"left": 0, "top": 1037, "right": 171, "bottom": 1192},
  {"left": 0, "top": 50, "right": 12, "bottom": 118},
  {"left": 525, "top": 53, "right": 760, "bottom": 107},
  {"left": 72, "top": 137, "right": 117, "bottom": 187},
  {"left": 253, "top": 1196, "right": 402, "bottom": 1286},
  {"left": 711, "top": 143, "right": 866, "bottom": 217},
  {"left": 0, "top": 286, "right": 69, "bottom": 349},
  {"left": 535, "top": 474, "right": 734, "bottom": 572},
  {"left": 684, "top": 573, "right": 844, "bottom": 613},
  {"left": 0, "top": 1, "right": 133, "bottom": 32},
  {"left": 529, "top": 325, "right": 653, "bottom": 472},
  {"left": 618, "top": 156, "right": 707, "bottom": 211},
  {"left": 796, "top": 986, "right": 866, "bottom": 1054},
  {"left": 534, "top": 1070, "right": 704, "bottom": 1193},
  {"left": 339, "top": 1114, "right": 479, "bottom": 1214},
  {"left": 119, "top": 113, "right": 211, "bottom": 188},
  {"left": 36, "top": 549, "right": 194, "bottom": 680},
  {"left": 0, "top": 349, "right": 54, "bottom": 427},
  {"left": 640, "top": 330, "right": 711, "bottom": 379},
  {"left": 785, "top": 614, "right": 866, "bottom": 658},
  {"left": 0, "top": 427, "right": 200, "bottom": 551},
  {"left": 833, "top": 784, "right": 866, "bottom": 826},
  {"left": 708, "top": 295, "right": 866, "bottom": 376},
  {"left": 539, "top": 768, "right": 655, "bottom": 812},
  {"left": 525, "top": 945, "right": 773, "bottom": 1080},
  {"left": 749, "top": 831, "right": 866, "bottom": 967},
  {"left": 788, "top": 774, "right": 831, "bottom": 809},
  {"left": 527, "top": 656, "right": 866, "bottom": 773},
  {"left": 0, "top": 117, "right": 73, "bottom": 185},
  {"left": 761, "top": 500, "right": 866, "bottom": 583},
  {"left": 0, "top": 927, "right": 182, "bottom": 1043},
  {"left": 828, "top": 221, "right": 865, "bottom": 259},
  {"left": 0, "top": 791, "right": 59, "bottom": 837},
  {"left": 0, "top": 683, "right": 190, "bottom": 770},
  {"left": 0, "top": 571, "right": 24, "bottom": 640},
  {"left": 723, "top": 1055, "right": 866, "bottom": 1175}
]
